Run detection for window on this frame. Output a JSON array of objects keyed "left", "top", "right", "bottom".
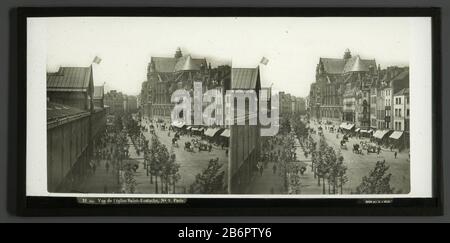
[
  {"left": 407, "top": 109, "right": 410, "bottom": 116},
  {"left": 399, "top": 108, "right": 402, "bottom": 117}
]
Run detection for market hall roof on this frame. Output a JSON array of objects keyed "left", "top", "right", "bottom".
[
  {"left": 150, "top": 55, "right": 207, "bottom": 73},
  {"left": 231, "top": 67, "right": 260, "bottom": 90},
  {"left": 47, "top": 67, "right": 93, "bottom": 92},
  {"left": 47, "top": 102, "right": 90, "bottom": 123}
]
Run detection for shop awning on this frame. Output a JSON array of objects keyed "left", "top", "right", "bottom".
[
  {"left": 220, "top": 129, "right": 230, "bottom": 138},
  {"left": 389, "top": 131, "right": 404, "bottom": 140},
  {"left": 204, "top": 128, "right": 222, "bottom": 137},
  {"left": 191, "top": 127, "right": 205, "bottom": 132},
  {"left": 186, "top": 126, "right": 192, "bottom": 130},
  {"left": 355, "top": 128, "right": 361, "bottom": 132},
  {"left": 340, "top": 123, "right": 355, "bottom": 130},
  {"left": 171, "top": 121, "right": 185, "bottom": 128},
  {"left": 360, "top": 129, "right": 368, "bottom": 133},
  {"left": 373, "top": 130, "right": 390, "bottom": 139}
]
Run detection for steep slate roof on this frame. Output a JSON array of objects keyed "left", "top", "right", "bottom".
[
  {"left": 47, "top": 102, "right": 90, "bottom": 122},
  {"left": 346, "top": 56, "right": 370, "bottom": 72},
  {"left": 391, "top": 69, "right": 410, "bottom": 93},
  {"left": 151, "top": 57, "right": 178, "bottom": 73},
  {"left": 151, "top": 55, "right": 207, "bottom": 73},
  {"left": 320, "top": 58, "right": 346, "bottom": 74},
  {"left": 231, "top": 68, "right": 260, "bottom": 89},
  {"left": 320, "top": 56, "right": 376, "bottom": 74},
  {"left": 394, "top": 87, "right": 409, "bottom": 96},
  {"left": 93, "top": 86, "right": 104, "bottom": 99},
  {"left": 47, "top": 67, "right": 93, "bottom": 91}
]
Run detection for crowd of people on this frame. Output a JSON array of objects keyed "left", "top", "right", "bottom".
[{"left": 139, "top": 117, "right": 228, "bottom": 156}]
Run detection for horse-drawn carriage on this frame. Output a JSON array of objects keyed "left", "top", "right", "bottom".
[
  {"left": 184, "top": 142, "right": 194, "bottom": 152},
  {"left": 340, "top": 140, "right": 348, "bottom": 150},
  {"left": 353, "top": 144, "right": 362, "bottom": 154},
  {"left": 198, "top": 141, "right": 209, "bottom": 151},
  {"left": 360, "top": 141, "right": 378, "bottom": 153},
  {"left": 172, "top": 137, "right": 179, "bottom": 148}
]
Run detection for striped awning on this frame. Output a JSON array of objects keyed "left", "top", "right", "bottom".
[
  {"left": 191, "top": 127, "right": 205, "bottom": 132},
  {"left": 389, "top": 131, "right": 403, "bottom": 140},
  {"left": 171, "top": 121, "right": 185, "bottom": 128},
  {"left": 220, "top": 129, "right": 230, "bottom": 138},
  {"left": 204, "top": 128, "right": 222, "bottom": 137},
  {"left": 373, "top": 130, "right": 390, "bottom": 139},
  {"left": 340, "top": 123, "right": 355, "bottom": 130}
]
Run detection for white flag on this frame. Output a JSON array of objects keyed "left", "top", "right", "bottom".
[
  {"left": 260, "top": 57, "right": 269, "bottom": 65},
  {"left": 93, "top": 56, "right": 102, "bottom": 64}
]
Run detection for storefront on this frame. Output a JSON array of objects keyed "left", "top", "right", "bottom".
[
  {"left": 339, "top": 122, "right": 355, "bottom": 134},
  {"left": 372, "top": 129, "right": 392, "bottom": 145},
  {"left": 389, "top": 131, "right": 407, "bottom": 150},
  {"left": 204, "top": 128, "right": 224, "bottom": 143}
]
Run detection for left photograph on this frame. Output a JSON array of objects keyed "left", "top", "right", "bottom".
[{"left": 47, "top": 51, "right": 231, "bottom": 194}]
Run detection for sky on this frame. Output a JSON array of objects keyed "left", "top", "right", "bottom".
[{"left": 44, "top": 17, "right": 413, "bottom": 97}]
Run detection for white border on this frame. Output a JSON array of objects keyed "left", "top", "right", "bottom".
[{"left": 26, "top": 17, "right": 433, "bottom": 199}]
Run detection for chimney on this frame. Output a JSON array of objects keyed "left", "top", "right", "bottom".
[
  {"left": 175, "top": 47, "right": 183, "bottom": 58},
  {"left": 343, "top": 48, "right": 352, "bottom": 60}
]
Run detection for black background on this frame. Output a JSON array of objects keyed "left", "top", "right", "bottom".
[{"left": 1, "top": 0, "right": 449, "bottom": 223}]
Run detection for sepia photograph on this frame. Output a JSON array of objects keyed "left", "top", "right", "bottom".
[{"left": 25, "top": 16, "right": 433, "bottom": 198}]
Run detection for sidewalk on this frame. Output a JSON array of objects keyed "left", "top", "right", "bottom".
[
  {"left": 75, "top": 159, "right": 119, "bottom": 193},
  {"left": 246, "top": 162, "right": 285, "bottom": 194},
  {"left": 125, "top": 136, "right": 157, "bottom": 194}
]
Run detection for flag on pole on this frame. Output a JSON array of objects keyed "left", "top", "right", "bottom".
[
  {"left": 93, "top": 56, "right": 102, "bottom": 64},
  {"left": 260, "top": 57, "right": 269, "bottom": 65}
]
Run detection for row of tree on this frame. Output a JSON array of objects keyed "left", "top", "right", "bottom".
[
  {"left": 291, "top": 113, "right": 309, "bottom": 140},
  {"left": 355, "top": 160, "right": 396, "bottom": 194},
  {"left": 189, "top": 158, "right": 225, "bottom": 194},
  {"left": 311, "top": 137, "right": 348, "bottom": 194},
  {"left": 144, "top": 135, "right": 181, "bottom": 194}
]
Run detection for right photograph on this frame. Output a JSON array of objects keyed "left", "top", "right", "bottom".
[{"left": 230, "top": 49, "right": 410, "bottom": 195}]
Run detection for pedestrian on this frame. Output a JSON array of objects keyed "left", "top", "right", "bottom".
[
  {"left": 106, "top": 162, "right": 110, "bottom": 173},
  {"left": 272, "top": 164, "right": 277, "bottom": 175},
  {"left": 259, "top": 164, "right": 264, "bottom": 176},
  {"left": 208, "top": 144, "right": 212, "bottom": 152},
  {"left": 92, "top": 163, "right": 96, "bottom": 174},
  {"left": 394, "top": 151, "right": 398, "bottom": 159}
]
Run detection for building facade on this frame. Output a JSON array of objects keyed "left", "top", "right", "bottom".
[
  {"left": 104, "top": 90, "right": 125, "bottom": 115},
  {"left": 140, "top": 81, "right": 152, "bottom": 118},
  {"left": 46, "top": 66, "right": 107, "bottom": 192},
  {"left": 229, "top": 67, "right": 261, "bottom": 194},
  {"left": 144, "top": 48, "right": 230, "bottom": 121},
  {"left": 308, "top": 49, "right": 377, "bottom": 124}
]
